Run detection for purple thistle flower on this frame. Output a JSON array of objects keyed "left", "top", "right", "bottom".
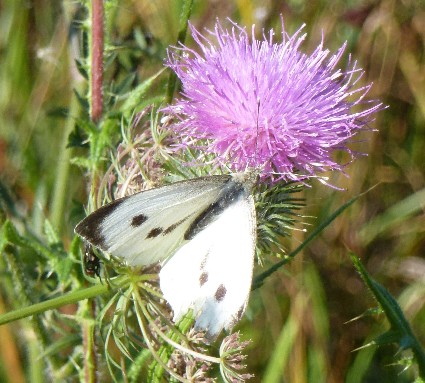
[{"left": 166, "top": 19, "right": 382, "bottom": 183}]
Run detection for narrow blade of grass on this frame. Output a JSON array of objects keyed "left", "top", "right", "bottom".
[{"left": 253, "top": 193, "right": 361, "bottom": 289}]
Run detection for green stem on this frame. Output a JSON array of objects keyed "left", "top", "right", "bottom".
[
  {"left": 253, "top": 193, "right": 360, "bottom": 289},
  {"left": 81, "top": 299, "right": 98, "bottom": 383},
  {"left": 413, "top": 343, "right": 425, "bottom": 379},
  {"left": 0, "top": 275, "right": 130, "bottom": 326}
]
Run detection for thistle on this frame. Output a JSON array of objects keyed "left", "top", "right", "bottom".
[
  {"left": 89, "top": 18, "right": 383, "bottom": 383},
  {"left": 165, "top": 19, "right": 382, "bottom": 183}
]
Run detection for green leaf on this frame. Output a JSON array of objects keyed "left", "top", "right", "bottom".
[
  {"left": 350, "top": 253, "right": 425, "bottom": 378},
  {"left": 359, "top": 187, "right": 425, "bottom": 245},
  {"left": 44, "top": 218, "right": 61, "bottom": 245},
  {"left": 73, "top": 88, "right": 90, "bottom": 113},
  {"left": 121, "top": 69, "right": 165, "bottom": 116},
  {"left": 114, "top": 72, "right": 137, "bottom": 96},
  {"left": 70, "top": 156, "right": 92, "bottom": 169},
  {"left": 67, "top": 123, "right": 89, "bottom": 148},
  {"left": 75, "top": 58, "right": 88, "bottom": 80},
  {"left": 46, "top": 106, "right": 70, "bottom": 118},
  {"left": 373, "top": 330, "right": 403, "bottom": 346}
]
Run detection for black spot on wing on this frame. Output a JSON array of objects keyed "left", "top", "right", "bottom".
[
  {"left": 199, "top": 272, "right": 208, "bottom": 286},
  {"left": 75, "top": 198, "right": 126, "bottom": 250},
  {"left": 184, "top": 179, "right": 246, "bottom": 240},
  {"left": 163, "top": 216, "right": 190, "bottom": 235},
  {"left": 131, "top": 213, "right": 148, "bottom": 227},
  {"left": 215, "top": 284, "right": 227, "bottom": 302},
  {"left": 147, "top": 227, "right": 163, "bottom": 238}
]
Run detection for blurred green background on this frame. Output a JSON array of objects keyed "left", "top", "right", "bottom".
[{"left": 0, "top": 0, "right": 424, "bottom": 382}]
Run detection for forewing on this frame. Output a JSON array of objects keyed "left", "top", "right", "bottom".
[
  {"left": 159, "top": 187, "right": 256, "bottom": 338},
  {"left": 75, "top": 176, "right": 232, "bottom": 266}
]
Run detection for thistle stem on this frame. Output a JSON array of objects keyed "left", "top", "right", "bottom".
[
  {"left": 91, "top": 0, "right": 104, "bottom": 122},
  {"left": 0, "top": 275, "right": 130, "bottom": 326}
]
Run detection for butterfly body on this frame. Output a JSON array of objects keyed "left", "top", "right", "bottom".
[
  {"left": 83, "top": 245, "right": 101, "bottom": 278},
  {"left": 75, "top": 172, "right": 257, "bottom": 337}
]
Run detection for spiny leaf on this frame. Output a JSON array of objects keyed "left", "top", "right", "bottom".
[{"left": 350, "top": 253, "right": 425, "bottom": 378}]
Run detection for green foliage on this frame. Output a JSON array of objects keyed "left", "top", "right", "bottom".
[
  {"left": 351, "top": 253, "right": 425, "bottom": 378},
  {"left": 254, "top": 181, "right": 305, "bottom": 263},
  {"left": 0, "top": 0, "right": 424, "bottom": 382}
]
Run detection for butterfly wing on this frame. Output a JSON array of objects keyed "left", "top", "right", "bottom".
[
  {"left": 75, "top": 176, "right": 232, "bottom": 266},
  {"left": 159, "top": 178, "right": 256, "bottom": 338}
]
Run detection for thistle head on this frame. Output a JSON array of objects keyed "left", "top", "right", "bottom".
[{"left": 165, "top": 19, "right": 382, "bottom": 183}]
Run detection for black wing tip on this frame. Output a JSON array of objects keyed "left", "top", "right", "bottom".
[
  {"left": 75, "top": 198, "right": 126, "bottom": 249},
  {"left": 75, "top": 217, "right": 108, "bottom": 250}
]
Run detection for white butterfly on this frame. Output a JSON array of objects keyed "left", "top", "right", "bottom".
[{"left": 75, "top": 172, "right": 257, "bottom": 338}]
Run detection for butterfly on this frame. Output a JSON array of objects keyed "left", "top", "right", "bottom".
[{"left": 75, "top": 172, "right": 257, "bottom": 338}]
